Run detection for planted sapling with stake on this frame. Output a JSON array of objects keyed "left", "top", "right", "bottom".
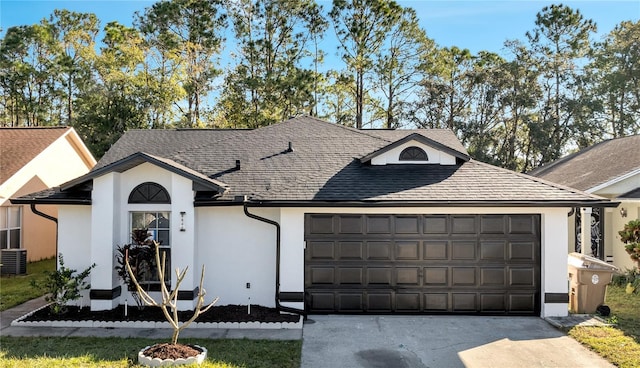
[{"left": 125, "top": 240, "right": 218, "bottom": 347}]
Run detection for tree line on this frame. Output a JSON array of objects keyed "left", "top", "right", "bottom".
[{"left": 1, "top": 0, "right": 638, "bottom": 172}]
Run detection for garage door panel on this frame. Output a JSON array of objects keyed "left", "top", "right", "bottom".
[
  {"left": 425, "top": 293, "right": 449, "bottom": 311},
  {"left": 310, "top": 267, "right": 335, "bottom": 284},
  {"left": 509, "top": 216, "right": 537, "bottom": 234},
  {"left": 480, "top": 241, "right": 506, "bottom": 260},
  {"left": 338, "top": 241, "right": 363, "bottom": 259},
  {"left": 396, "top": 241, "right": 420, "bottom": 260},
  {"left": 510, "top": 242, "right": 536, "bottom": 261},
  {"left": 396, "top": 293, "right": 420, "bottom": 311},
  {"left": 367, "top": 241, "right": 392, "bottom": 259},
  {"left": 509, "top": 293, "right": 536, "bottom": 312},
  {"left": 424, "top": 267, "right": 448, "bottom": 286},
  {"left": 309, "top": 215, "right": 334, "bottom": 234},
  {"left": 368, "top": 267, "right": 392, "bottom": 285},
  {"left": 396, "top": 267, "right": 421, "bottom": 285},
  {"left": 368, "top": 293, "right": 392, "bottom": 312},
  {"left": 308, "top": 241, "right": 334, "bottom": 259},
  {"left": 424, "top": 216, "right": 448, "bottom": 234},
  {"left": 452, "top": 267, "right": 476, "bottom": 286},
  {"left": 452, "top": 293, "right": 477, "bottom": 311},
  {"left": 338, "top": 215, "right": 363, "bottom": 234},
  {"left": 305, "top": 214, "right": 540, "bottom": 315},
  {"left": 480, "top": 294, "right": 506, "bottom": 312},
  {"left": 395, "top": 216, "right": 420, "bottom": 234},
  {"left": 452, "top": 216, "right": 476, "bottom": 234},
  {"left": 338, "top": 293, "right": 363, "bottom": 311},
  {"left": 480, "top": 268, "right": 506, "bottom": 286},
  {"left": 480, "top": 215, "right": 506, "bottom": 234},
  {"left": 424, "top": 241, "right": 448, "bottom": 260},
  {"left": 367, "top": 216, "right": 391, "bottom": 234},
  {"left": 339, "top": 268, "right": 363, "bottom": 284},
  {"left": 452, "top": 241, "right": 476, "bottom": 260},
  {"left": 310, "top": 292, "right": 335, "bottom": 310},
  {"left": 509, "top": 268, "right": 536, "bottom": 286}
]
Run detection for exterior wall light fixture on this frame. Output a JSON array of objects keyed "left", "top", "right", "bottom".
[
  {"left": 620, "top": 207, "right": 627, "bottom": 218},
  {"left": 180, "top": 211, "right": 186, "bottom": 231}
]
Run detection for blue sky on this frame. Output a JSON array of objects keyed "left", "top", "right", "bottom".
[{"left": 1, "top": 0, "right": 639, "bottom": 56}]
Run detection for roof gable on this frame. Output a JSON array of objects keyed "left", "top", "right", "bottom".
[
  {"left": 359, "top": 133, "right": 470, "bottom": 165},
  {"left": 0, "top": 127, "right": 70, "bottom": 184},
  {"left": 63, "top": 152, "right": 228, "bottom": 193},
  {"left": 529, "top": 135, "right": 640, "bottom": 193},
  {"left": 1, "top": 126, "right": 96, "bottom": 205}
]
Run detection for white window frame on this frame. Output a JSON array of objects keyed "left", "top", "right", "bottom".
[
  {"left": 129, "top": 211, "right": 171, "bottom": 288},
  {"left": 1, "top": 206, "right": 22, "bottom": 249}
]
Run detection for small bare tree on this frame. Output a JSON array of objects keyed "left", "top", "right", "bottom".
[{"left": 125, "top": 241, "right": 218, "bottom": 344}]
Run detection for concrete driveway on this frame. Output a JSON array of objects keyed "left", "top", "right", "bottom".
[{"left": 301, "top": 315, "right": 613, "bottom": 368}]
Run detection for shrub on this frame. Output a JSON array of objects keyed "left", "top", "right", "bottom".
[
  {"left": 619, "top": 219, "right": 640, "bottom": 268},
  {"left": 613, "top": 268, "right": 640, "bottom": 284},
  {"left": 114, "top": 229, "right": 156, "bottom": 309},
  {"left": 31, "top": 253, "right": 95, "bottom": 315}
]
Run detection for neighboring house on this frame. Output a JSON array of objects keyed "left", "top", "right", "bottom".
[
  {"left": 13, "top": 117, "right": 612, "bottom": 318},
  {"left": 529, "top": 135, "right": 640, "bottom": 271},
  {"left": 1, "top": 127, "right": 96, "bottom": 262}
]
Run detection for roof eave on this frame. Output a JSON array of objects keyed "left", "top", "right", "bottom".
[
  {"left": 586, "top": 167, "right": 640, "bottom": 193},
  {"left": 10, "top": 197, "right": 91, "bottom": 205},
  {"left": 195, "top": 199, "right": 618, "bottom": 208}
]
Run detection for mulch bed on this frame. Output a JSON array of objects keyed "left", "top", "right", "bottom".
[
  {"left": 23, "top": 304, "right": 300, "bottom": 323},
  {"left": 143, "top": 343, "right": 202, "bottom": 360}
]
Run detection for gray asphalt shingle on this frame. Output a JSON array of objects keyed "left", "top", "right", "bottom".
[
  {"left": 15, "top": 116, "right": 608, "bottom": 205},
  {"left": 528, "top": 135, "right": 640, "bottom": 192}
]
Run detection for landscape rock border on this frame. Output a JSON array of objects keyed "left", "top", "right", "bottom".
[{"left": 11, "top": 304, "right": 303, "bottom": 329}]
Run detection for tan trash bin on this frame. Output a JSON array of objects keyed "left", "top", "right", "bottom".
[{"left": 568, "top": 252, "right": 618, "bottom": 314}]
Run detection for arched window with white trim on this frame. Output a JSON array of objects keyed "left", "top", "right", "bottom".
[{"left": 399, "top": 146, "right": 428, "bottom": 161}]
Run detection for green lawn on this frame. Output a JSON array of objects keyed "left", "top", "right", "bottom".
[
  {"left": 0, "top": 258, "right": 55, "bottom": 311},
  {"left": 0, "top": 259, "right": 302, "bottom": 367},
  {"left": 568, "top": 285, "right": 640, "bottom": 368},
  {"left": 0, "top": 337, "right": 301, "bottom": 368}
]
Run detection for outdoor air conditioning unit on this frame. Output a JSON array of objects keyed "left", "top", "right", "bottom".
[{"left": 1, "top": 249, "right": 27, "bottom": 275}]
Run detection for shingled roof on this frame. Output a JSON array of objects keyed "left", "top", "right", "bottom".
[
  {"left": 0, "top": 127, "right": 70, "bottom": 184},
  {"left": 14, "top": 116, "right": 611, "bottom": 207},
  {"left": 528, "top": 135, "right": 640, "bottom": 192}
]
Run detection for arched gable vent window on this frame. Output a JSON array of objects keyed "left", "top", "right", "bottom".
[
  {"left": 399, "top": 146, "right": 428, "bottom": 161},
  {"left": 128, "top": 182, "right": 171, "bottom": 204}
]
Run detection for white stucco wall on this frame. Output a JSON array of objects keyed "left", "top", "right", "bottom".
[
  {"left": 77, "top": 162, "right": 198, "bottom": 310},
  {"left": 57, "top": 205, "right": 92, "bottom": 307},
  {"left": 540, "top": 208, "right": 570, "bottom": 317},
  {"left": 119, "top": 163, "right": 197, "bottom": 309},
  {"left": 370, "top": 141, "right": 456, "bottom": 165},
  {"left": 608, "top": 201, "right": 640, "bottom": 271},
  {"left": 196, "top": 206, "right": 277, "bottom": 307},
  {"left": 90, "top": 172, "right": 122, "bottom": 310}
]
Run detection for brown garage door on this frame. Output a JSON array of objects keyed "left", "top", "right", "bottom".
[{"left": 304, "top": 214, "right": 540, "bottom": 315}]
